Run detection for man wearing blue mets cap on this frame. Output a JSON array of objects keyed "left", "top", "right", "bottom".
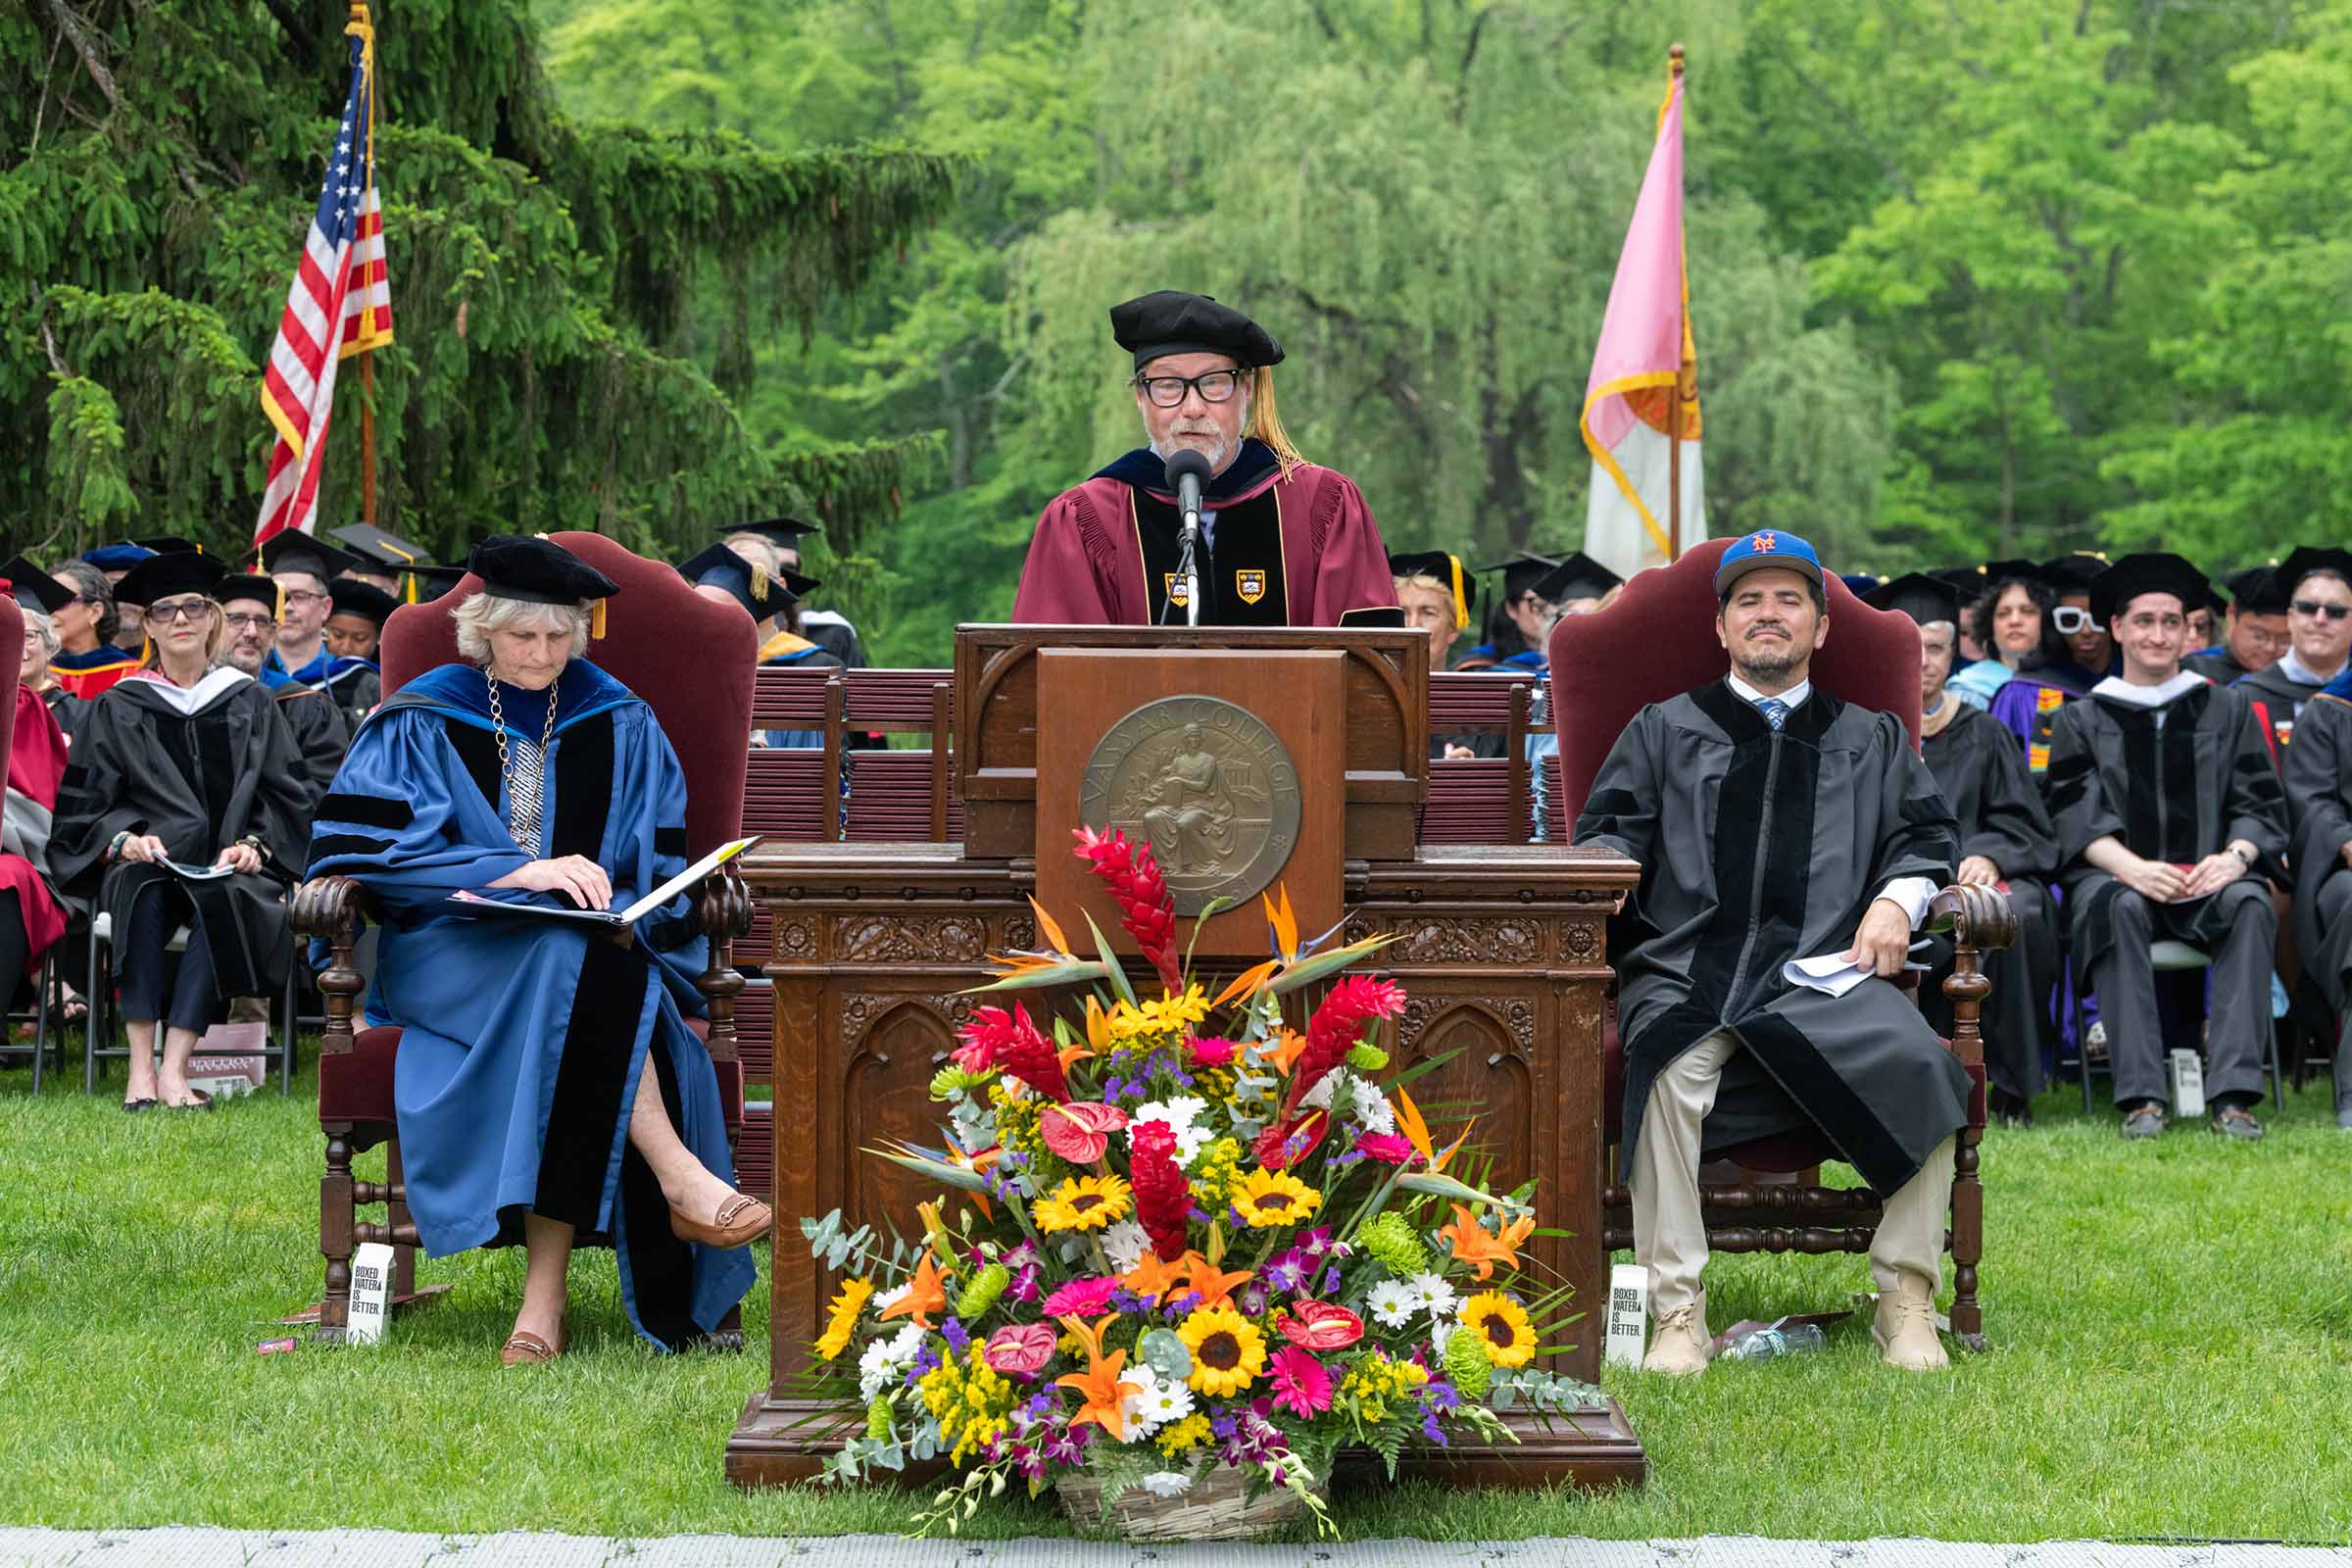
[{"left": 1574, "top": 527, "right": 1968, "bottom": 1376}]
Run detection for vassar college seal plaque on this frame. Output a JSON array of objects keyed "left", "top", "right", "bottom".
[{"left": 1077, "top": 695, "right": 1301, "bottom": 914}]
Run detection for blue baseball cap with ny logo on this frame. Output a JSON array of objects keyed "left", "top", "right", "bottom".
[{"left": 1714, "top": 528, "right": 1824, "bottom": 596}]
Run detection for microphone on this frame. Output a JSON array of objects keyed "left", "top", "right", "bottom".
[{"left": 1163, "top": 449, "right": 1212, "bottom": 627}]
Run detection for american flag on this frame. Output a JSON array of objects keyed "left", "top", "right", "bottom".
[{"left": 253, "top": 7, "right": 393, "bottom": 547}]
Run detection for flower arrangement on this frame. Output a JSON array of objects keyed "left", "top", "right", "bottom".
[{"left": 799, "top": 826, "right": 1586, "bottom": 1538}]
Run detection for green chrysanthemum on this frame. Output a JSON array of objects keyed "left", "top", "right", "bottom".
[
  {"left": 956, "top": 1261, "right": 1010, "bottom": 1320},
  {"left": 1346, "top": 1043, "right": 1390, "bottom": 1072},
  {"left": 1444, "top": 1323, "right": 1494, "bottom": 1399},
  {"left": 930, "top": 1062, "right": 996, "bottom": 1101},
  {"left": 865, "top": 1395, "right": 895, "bottom": 1442},
  {"left": 1357, "top": 1211, "right": 1429, "bottom": 1277}
]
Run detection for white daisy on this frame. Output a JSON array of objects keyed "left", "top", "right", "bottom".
[
  {"left": 871, "top": 1281, "right": 912, "bottom": 1313},
  {"left": 1132, "top": 1095, "right": 1207, "bottom": 1134},
  {"left": 1139, "top": 1471, "right": 1194, "bottom": 1498},
  {"left": 856, "top": 1322, "right": 927, "bottom": 1399},
  {"left": 1405, "top": 1271, "right": 1458, "bottom": 1320},
  {"left": 1136, "top": 1375, "right": 1195, "bottom": 1429},
  {"left": 1365, "top": 1279, "right": 1416, "bottom": 1330},
  {"left": 1100, "top": 1220, "right": 1152, "bottom": 1274},
  {"left": 1299, "top": 1070, "right": 1396, "bottom": 1136},
  {"left": 1118, "top": 1363, "right": 1164, "bottom": 1441},
  {"left": 1173, "top": 1123, "right": 1216, "bottom": 1166}
]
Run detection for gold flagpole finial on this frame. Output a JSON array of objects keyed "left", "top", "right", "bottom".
[{"left": 1670, "top": 42, "right": 1686, "bottom": 79}]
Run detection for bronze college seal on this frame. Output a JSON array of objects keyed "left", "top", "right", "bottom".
[{"left": 1078, "top": 696, "right": 1301, "bottom": 914}]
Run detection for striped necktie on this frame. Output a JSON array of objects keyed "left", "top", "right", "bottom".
[{"left": 1756, "top": 697, "right": 1788, "bottom": 731}]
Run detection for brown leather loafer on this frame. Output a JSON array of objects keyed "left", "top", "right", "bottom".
[
  {"left": 500, "top": 1329, "right": 564, "bottom": 1367},
  {"left": 669, "top": 1193, "right": 772, "bottom": 1249}
]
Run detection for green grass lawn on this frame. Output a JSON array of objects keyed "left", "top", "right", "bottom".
[{"left": 3, "top": 1056, "right": 2349, "bottom": 1544}]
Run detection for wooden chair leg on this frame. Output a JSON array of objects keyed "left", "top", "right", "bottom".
[
  {"left": 1948, "top": 1124, "right": 1984, "bottom": 1350},
  {"left": 384, "top": 1135, "right": 417, "bottom": 1298},
  {"left": 320, "top": 1121, "right": 358, "bottom": 1339}
]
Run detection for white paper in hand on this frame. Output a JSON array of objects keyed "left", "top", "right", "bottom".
[{"left": 1783, "top": 952, "right": 1874, "bottom": 999}]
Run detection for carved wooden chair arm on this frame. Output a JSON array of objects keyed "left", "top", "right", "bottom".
[
  {"left": 293, "top": 874, "right": 378, "bottom": 1057},
  {"left": 694, "top": 863, "right": 753, "bottom": 1065},
  {"left": 1926, "top": 882, "right": 2016, "bottom": 1069}
]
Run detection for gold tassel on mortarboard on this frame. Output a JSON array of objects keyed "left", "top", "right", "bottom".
[
  {"left": 590, "top": 598, "right": 607, "bottom": 641},
  {"left": 1246, "top": 367, "right": 1306, "bottom": 477},
  {"left": 1448, "top": 554, "right": 1468, "bottom": 632}
]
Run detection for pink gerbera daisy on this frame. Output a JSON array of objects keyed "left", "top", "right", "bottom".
[
  {"left": 1267, "top": 1345, "right": 1335, "bottom": 1418},
  {"left": 1039, "top": 1275, "right": 1121, "bottom": 1318}
]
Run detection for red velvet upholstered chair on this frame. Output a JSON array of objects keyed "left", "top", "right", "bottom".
[
  {"left": 293, "top": 532, "right": 758, "bottom": 1341},
  {"left": 1546, "top": 536, "right": 2011, "bottom": 1348},
  {"left": 0, "top": 591, "right": 20, "bottom": 792}
]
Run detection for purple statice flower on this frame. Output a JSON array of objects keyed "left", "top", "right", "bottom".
[
  {"left": 1419, "top": 1376, "right": 1460, "bottom": 1446},
  {"left": 1209, "top": 1407, "right": 1240, "bottom": 1441},
  {"left": 1108, "top": 1289, "right": 1145, "bottom": 1314},
  {"left": 905, "top": 1344, "right": 942, "bottom": 1390},
  {"left": 940, "top": 1316, "right": 969, "bottom": 1354},
  {"left": 1320, "top": 1266, "right": 1344, "bottom": 1295},
  {"left": 1260, "top": 1249, "right": 1312, "bottom": 1295},
  {"left": 1025, "top": 1392, "right": 1054, "bottom": 1419}
]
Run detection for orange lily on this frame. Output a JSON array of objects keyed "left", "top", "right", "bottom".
[
  {"left": 1181, "top": 1257, "right": 1258, "bottom": 1311},
  {"left": 877, "top": 1250, "right": 950, "bottom": 1327},
  {"left": 1121, "top": 1251, "right": 1189, "bottom": 1303},
  {"left": 1054, "top": 1312, "right": 1140, "bottom": 1439},
  {"left": 1394, "top": 1087, "right": 1471, "bottom": 1173},
  {"left": 1264, "top": 1028, "right": 1311, "bottom": 1077},
  {"left": 1436, "top": 1203, "right": 1537, "bottom": 1282}
]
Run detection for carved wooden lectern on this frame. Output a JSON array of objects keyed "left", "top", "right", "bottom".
[{"left": 726, "top": 626, "right": 1645, "bottom": 1490}]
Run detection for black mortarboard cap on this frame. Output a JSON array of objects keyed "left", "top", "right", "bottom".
[
  {"left": 1864, "top": 571, "right": 1962, "bottom": 627},
  {"left": 329, "top": 522, "right": 434, "bottom": 572},
  {"left": 1477, "top": 552, "right": 1562, "bottom": 603},
  {"left": 0, "top": 555, "right": 74, "bottom": 615},
  {"left": 1931, "top": 565, "right": 1986, "bottom": 589},
  {"left": 410, "top": 564, "right": 468, "bottom": 602},
  {"left": 1533, "top": 551, "right": 1623, "bottom": 605},
  {"left": 215, "top": 571, "right": 282, "bottom": 614},
  {"left": 724, "top": 518, "right": 821, "bottom": 548},
  {"left": 465, "top": 534, "right": 619, "bottom": 606},
  {"left": 1980, "top": 558, "right": 2041, "bottom": 587},
  {"left": 2278, "top": 546, "right": 2352, "bottom": 598},
  {"left": 2089, "top": 553, "right": 2209, "bottom": 628},
  {"left": 327, "top": 577, "right": 399, "bottom": 626},
  {"left": 680, "top": 541, "right": 783, "bottom": 620},
  {"left": 1387, "top": 550, "right": 1474, "bottom": 628},
  {"left": 112, "top": 551, "right": 226, "bottom": 608},
  {"left": 1110, "top": 291, "right": 1284, "bottom": 372},
  {"left": 780, "top": 569, "right": 819, "bottom": 602},
  {"left": 2224, "top": 565, "right": 2288, "bottom": 614},
  {"left": 135, "top": 535, "right": 206, "bottom": 556},
  {"left": 2039, "top": 553, "right": 2109, "bottom": 593},
  {"left": 256, "top": 531, "right": 359, "bottom": 582}
]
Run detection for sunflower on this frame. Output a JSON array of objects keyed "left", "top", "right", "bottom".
[
  {"left": 1231, "top": 1167, "right": 1322, "bottom": 1229},
  {"left": 815, "top": 1277, "right": 873, "bottom": 1361},
  {"left": 1457, "top": 1291, "right": 1537, "bottom": 1369},
  {"left": 1177, "top": 1304, "right": 1269, "bottom": 1397},
  {"left": 1033, "top": 1173, "right": 1133, "bottom": 1233}
]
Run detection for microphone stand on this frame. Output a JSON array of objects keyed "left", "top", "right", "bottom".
[{"left": 1174, "top": 511, "right": 1203, "bottom": 628}]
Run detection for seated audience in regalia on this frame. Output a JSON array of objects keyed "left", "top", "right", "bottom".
[
  {"left": 48, "top": 552, "right": 313, "bottom": 1110},
  {"left": 3, "top": 568, "right": 75, "bottom": 1017},
  {"left": 2284, "top": 683, "right": 2352, "bottom": 1131},
  {"left": 2042, "top": 554, "right": 2288, "bottom": 1142},
  {"left": 45, "top": 560, "right": 140, "bottom": 704},
  {"left": 305, "top": 535, "right": 766, "bottom": 1364}
]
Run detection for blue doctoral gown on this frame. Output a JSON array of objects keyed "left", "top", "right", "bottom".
[{"left": 307, "top": 659, "right": 754, "bottom": 1350}]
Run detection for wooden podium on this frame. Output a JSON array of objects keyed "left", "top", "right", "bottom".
[{"left": 726, "top": 626, "right": 1644, "bottom": 1491}]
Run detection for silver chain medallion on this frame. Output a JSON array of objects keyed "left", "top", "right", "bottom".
[{"left": 486, "top": 670, "right": 561, "bottom": 855}]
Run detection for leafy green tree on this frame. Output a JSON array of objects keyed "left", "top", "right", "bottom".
[{"left": 2, "top": 0, "right": 958, "bottom": 564}]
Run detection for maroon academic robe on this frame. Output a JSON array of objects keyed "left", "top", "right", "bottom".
[{"left": 1012, "top": 440, "right": 1402, "bottom": 628}]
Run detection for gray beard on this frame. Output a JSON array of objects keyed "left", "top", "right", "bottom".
[{"left": 1149, "top": 432, "right": 1233, "bottom": 474}]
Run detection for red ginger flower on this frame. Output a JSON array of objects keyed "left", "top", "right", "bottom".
[
  {"left": 955, "top": 1002, "right": 1069, "bottom": 1103},
  {"left": 1072, "top": 826, "right": 1181, "bottom": 995},
  {"left": 1285, "top": 975, "right": 1406, "bottom": 1116},
  {"left": 1130, "top": 1118, "right": 1192, "bottom": 1261}
]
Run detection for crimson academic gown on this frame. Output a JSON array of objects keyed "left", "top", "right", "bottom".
[{"left": 1011, "top": 440, "right": 1402, "bottom": 627}]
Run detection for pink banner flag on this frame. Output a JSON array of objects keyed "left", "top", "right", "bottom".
[{"left": 1582, "top": 63, "right": 1703, "bottom": 578}]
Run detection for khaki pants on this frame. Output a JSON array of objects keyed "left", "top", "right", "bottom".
[{"left": 1632, "top": 1029, "right": 1955, "bottom": 1318}]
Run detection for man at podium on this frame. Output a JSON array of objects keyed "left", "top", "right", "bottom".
[{"left": 1011, "top": 290, "right": 1401, "bottom": 628}]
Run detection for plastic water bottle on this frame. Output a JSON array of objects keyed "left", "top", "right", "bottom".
[{"left": 1719, "top": 1322, "right": 1828, "bottom": 1362}]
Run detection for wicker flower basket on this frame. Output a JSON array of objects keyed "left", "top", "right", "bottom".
[{"left": 1055, "top": 1462, "right": 1315, "bottom": 1541}]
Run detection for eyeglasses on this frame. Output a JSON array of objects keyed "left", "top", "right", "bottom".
[
  {"left": 2051, "top": 606, "right": 2104, "bottom": 635},
  {"left": 280, "top": 588, "right": 330, "bottom": 606},
  {"left": 2290, "top": 598, "right": 2351, "bottom": 622},
  {"left": 146, "top": 599, "right": 216, "bottom": 624},
  {"left": 2237, "top": 626, "right": 2290, "bottom": 651},
  {"left": 221, "top": 612, "right": 273, "bottom": 630},
  {"left": 1132, "top": 369, "right": 1246, "bottom": 408}
]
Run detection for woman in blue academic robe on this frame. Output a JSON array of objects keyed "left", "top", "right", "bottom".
[{"left": 308, "top": 535, "right": 765, "bottom": 1365}]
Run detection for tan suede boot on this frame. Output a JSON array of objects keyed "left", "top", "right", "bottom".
[
  {"left": 1642, "top": 1292, "right": 1713, "bottom": 1376},
  {"left": 1872, "top": 1274, "right": 1948, "bottom": 1371}
]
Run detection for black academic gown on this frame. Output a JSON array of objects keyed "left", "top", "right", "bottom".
[
  {"left": 275, "top": 684, "right": 352, "bottom": 810},
  {"left": 39, "top": 686, "right": 83, "bottom": 745},
  {"left": 2182, "top": 648, "right": 2249, "bottom": 685},
  {"left": 49, "top": 671, "right": 313, "bottom": 1004},
  {"left": 2285, "top": 694, "right": 2352, "bottom": 1024},
  {"left": 1573, "top": 680, "right": 1970, "bottom": 1195},
  {"left": 2232, "top": 662, "right": 2330, "bottom": 758},
  {"left": 1919, "top": 701, "right": 2061, "bottom": 1102},
  {"left": 323, "top": 662, "right": 382, "bottom": 733},
  {"left": 2043, "top": 680, "right": 2288, "bottom": 973}
]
